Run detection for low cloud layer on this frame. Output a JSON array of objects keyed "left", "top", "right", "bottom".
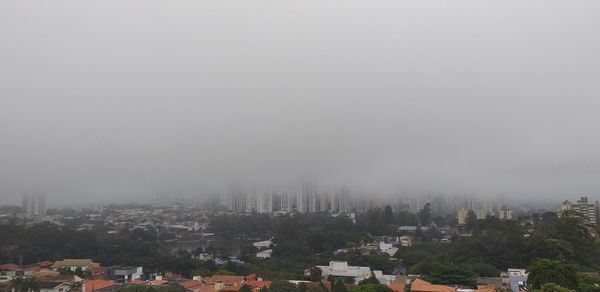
[{"left": 1, "top": 1, "right": 600, "bottom": 205}]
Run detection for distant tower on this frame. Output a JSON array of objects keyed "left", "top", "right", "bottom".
[
  {"left": 22, "top": 193, "right": 46, "bottom": 217},
  {"left": 300, "top": 180, "right": 316, "bottom": 213},
  {"left": 499, "top": 206, "right": 512, "bottom": 220},
  {"left": 457, "top": 208, "right": 469, "bottom": 225},
  {"left": 226, "top": 185, "right": 247, "bottom": 212}
]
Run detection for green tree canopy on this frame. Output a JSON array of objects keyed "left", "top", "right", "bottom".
[
  {"left": 533, "top": 283, "right": 575, "bottom": 292},
  {"left": 527, "top": 259, "right": 578, "bottom": 290},
  {"left": 270, "top": 280, "right": 297, "bottom": 292},
  {"left": 350, "top": 284, "right": 393, "bottom": 292},
  {"left": 422, "top": 262, "right": 476, "bottom": 286},
  {"left": 333, "top": 280, "right": 349, "bottom": 292},
  {"left": 358, "top": 273, "right": 380, "bottom": 285},
  {"left": 418, "top": 203, "right": 432, "bottom": 226}
]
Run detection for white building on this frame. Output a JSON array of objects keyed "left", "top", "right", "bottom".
[
  {"left": 398, "top": 236, "right": 412, "bottom": 247},
  {"left": 499, "top": 206, "right": 512, "bottom": 220},
  {"left": 316, "top": 261, "right": 393, "bottom": 285},
  {"left": 316, "top": 261, "right": 371, "bottom": 284},
  {"left": 107, "top": 266, "right": 143, "bottom": 281},
  {"left": 40, "top": 281, "right": 72, "bottom": 292},
  {"left": 559, "top": 196, "right": 597, "bottom": 225},
  {"left": 256, "top": 249, "right": 273, "bottom": 259},
  {"left": 253, "top": 240, "right": 273, "bottom": 249},
  {"left": 378, "top": 242, "right": 398, "bottom": 257}
]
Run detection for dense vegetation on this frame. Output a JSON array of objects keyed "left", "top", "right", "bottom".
[{"left": 2, "top": 206, "right": 600, "bottom": 290}]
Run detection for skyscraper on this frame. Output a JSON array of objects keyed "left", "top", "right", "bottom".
[
  {"left": 22, "top": 193, "right": 46, "bottom": 217},
  {"left": 300, "top": 180, "right": 316, "bottom": 213}
]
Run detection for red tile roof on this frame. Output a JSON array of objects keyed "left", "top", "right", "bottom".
[
  {"left": 83, "top": 279, "right": 118, "bottom": 292},
  {"left": 197, "top": 286, "right": 216, "bottom": 292},
  {"left": 410, "top": 279, "right": 455, "bottom": 292},
  {"left": 207, "top": 275, "right": 245, "bottom": 286},
  {"left": 181, "top": 280, "right": 203, "bottom": 289},
  {"left": 150, "top": 279, "right": 168, "bottom": 286},
  {"left": 0, "top": 264, "right": 18, "bottom": 271},
  {"left": 245, "top": 281, "right": 271, "bottom": 289},
  {"left": 389, "top": 282, "right": 406, "bottom": 292}
]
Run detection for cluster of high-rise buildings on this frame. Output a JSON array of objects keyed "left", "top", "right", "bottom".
[
  {"left": 559, "top": 196, "right": 598, "bottom": 225},
  {"left": 457, "top": 205, "right": 511, "bottom": 224},
  {"left": 222, "top": 182, "right": 352, "bottom": 214},
  {"left": 21, "top": 193, "right": 47, "bottom": 217}
]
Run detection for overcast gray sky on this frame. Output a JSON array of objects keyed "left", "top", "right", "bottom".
[{"left": 1, "top": 1, "right": 600, "bottom": 205}]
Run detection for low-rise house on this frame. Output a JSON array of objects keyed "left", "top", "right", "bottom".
[
  {"left": 255, "top": 249, "right": 273, "bottom": 259},
  {"left": 148, "top": 275, "right": 167, "bottom": 287},
  {"left": 51, "top": 259, "right": 99, "bottom": 272},
  {"left": 181, "top": 280, "right": 216, "bottom": 292},
  {"left": 164, "top": 272, "right": 186, "bottom": 282},
  {"left": 399, "top": 236, "right": 412, "bottom": 247},
  {"left": 39, "top": 281, "right": 72, "bottom": 292},
  {"left": 206, "top": 275, "right": 245, "bottom": 290},
  {"left": 181, "top": 280, "right": 203, "bottom": 292},
  {"left": 23, "top": 261, "right": 53, "bottom": 276},
  {"left": 89, "top": 267, "right": 107, "bottom": 279},
  {"left": 244, "top": 280, "right": 271, "bottom": 291},
  {"left": 373, "top": 271, "right": 396, "bottom": 286},
  {"left": 0, "top": 264, "right": 18, "bottom": 278},
  {"left": 379, "top": 243, "right": 398, "bottom": 257}
]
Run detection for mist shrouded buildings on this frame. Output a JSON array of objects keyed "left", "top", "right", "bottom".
[
  {"left": 224, "top": 182, "right": 351, "bottom": 214},
  {"left": 21, "top": 194, "right": 46, "bottom": 217}
]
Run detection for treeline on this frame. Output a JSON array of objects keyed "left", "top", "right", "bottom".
[
  {"left": 0, "top": 222, "right": 215, "bottom": 276},
  {"left": 396, "top": 212, "right": 600, "bottom": 287}
]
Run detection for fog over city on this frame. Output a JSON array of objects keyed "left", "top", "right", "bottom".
[{"left": 1, "top": 1, "right": 600, "bottom": 205}]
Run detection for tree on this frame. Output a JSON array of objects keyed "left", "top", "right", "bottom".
[
  {"left": 471, "top": 263, "right": 499, "bottom": 277},
  {"left": 240, "top": 285, "right": 253, "bottom": 292},
  {"left": 298, "top": 283, "right": 308, "bottom": 292},
  {"left": 418, "top": 203, "right": 432, "bottom": 226},
  {"left": 270, "top": 280, "right": 297, "bottom": 292},
  {"left": 527, "top": 259, "right": 578, "bottom": 290},
  {"left": 358, "top": 273, "right": 380, "bottom": 285},
  {"left": 533, "top": 283, "right": 575, "bottom": 292},
  {"left": 333, "top": 280, "right": 349, "bottom": 292},
  {"left": 465, "top": 210, "right": 479, "bottom": 232},
  {"left": 397, "top": 211, "right": 418, "bottom": 226},
  {"left": 422, "top": 262, "right": 476, "bottom": 286},
  {"left": 309, "top": 266, "right": 323, "bottom": 282},
  {"left": 350, "top": 284, "right": 393, "bottom": 292},
  {"left": 384, "top": 205, "right": 394, "bottom": 225},
  {"left": 364, "top": 208, "right": 386, "bottom": 235}
]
